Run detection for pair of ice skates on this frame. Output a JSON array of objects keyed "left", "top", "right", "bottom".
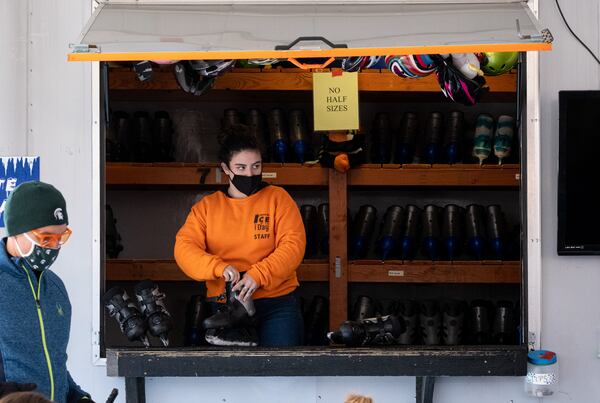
[{"left": 104, "top": 280, "right": 173, "bottom": 347}]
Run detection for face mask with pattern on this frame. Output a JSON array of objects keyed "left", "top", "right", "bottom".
[{"left": 15, "top": 233, "right": 60, "bottom": 271}]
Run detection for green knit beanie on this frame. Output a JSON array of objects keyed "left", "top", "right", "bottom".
[{"left": 4, "top": 181, "right": 69, "bottom": 236}]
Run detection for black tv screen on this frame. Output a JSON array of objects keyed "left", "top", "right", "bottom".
[{"left": 558, "top": 91, "right": 600, "bottom": 255}]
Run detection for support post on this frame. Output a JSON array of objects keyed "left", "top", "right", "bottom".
[
  {"left": 125, "top": 377, "right": 146, "bottom": 403},
  {"left": 416, "top": 376, "right": 435, "bottom": 403},
  {"left": 328, "top": 168, "right": 348, "bottom": 330}
]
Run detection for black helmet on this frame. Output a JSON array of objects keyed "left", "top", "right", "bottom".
[{"left": 432, "top": 55, "right": 489, "bottom": 106}]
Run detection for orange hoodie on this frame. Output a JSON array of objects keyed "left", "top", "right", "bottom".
[{"left": 174, "top": 185, "right": 306, "bottom": 299}]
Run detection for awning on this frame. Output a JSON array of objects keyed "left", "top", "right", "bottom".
[{"left": 69, "top": 1, "right": 552, "bottom": 62}]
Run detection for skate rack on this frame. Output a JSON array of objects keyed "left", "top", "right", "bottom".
[{"left": 104, "top": 67, "right": 527, "bottom": 403}]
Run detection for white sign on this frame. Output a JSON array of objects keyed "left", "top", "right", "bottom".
[{"left": 0, "top": 157, "right": 40, "bottom": 227}]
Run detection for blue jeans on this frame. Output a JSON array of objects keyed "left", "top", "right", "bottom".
[
  {"left": 254, "top": 292, "right": 304, "bottom": 347},
  {"left": 209, "top": 291, "right": 304, "bottom": 347}
]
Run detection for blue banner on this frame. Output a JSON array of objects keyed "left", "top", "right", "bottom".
[{"left": 0, "top": 157, "right": 40, "bottom": 227}]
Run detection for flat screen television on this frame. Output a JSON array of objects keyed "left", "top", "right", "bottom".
[{"left": 558, "top": 90, "right": 600, "bottom": 255}]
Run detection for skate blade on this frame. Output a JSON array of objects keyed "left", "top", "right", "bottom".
[
  {"left": 140, "top": 335, "right": 150, "bottom": 347},
  {"left": 205, "top": 334, "right": 258, "bottom": 347}
]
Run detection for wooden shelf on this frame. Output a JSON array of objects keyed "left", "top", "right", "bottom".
[
  {"left": 105, "top": 259, "right": 519, "bottom": 284},
  {"left": 105, "top": 163, "right": 328, "bottom": 186},
  {"left": 105, "top": 259, "right": 329, "bottom": 282},
  {"left": 348, "top": 260, "right": 521, "bottom": 284},
  {"left": 348, "top": 164, "right": 519, "bottom": 187},
  {"left": 108, "top": 67, "right": 517, "bottom": 93},
  {"left": 106, "top": 163, "right": 519, "bottom": 187}
]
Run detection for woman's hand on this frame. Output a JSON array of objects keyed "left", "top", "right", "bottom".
[
  {"left": 231, "top": 274, "right": 258, "bottom": 302},
  {"left": 222, "top": 265, "right": 240, "bottom": 284}
]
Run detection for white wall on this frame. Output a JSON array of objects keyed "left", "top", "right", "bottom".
[
  {"left": 24, "top": 0, "right": 119, "bottom": 399},
  {"left": 0, "top": 1, "right": 27, "bottom": 156},
  {"left": 538, "top": 0, "right": 600, "bottom": 402},
  {"left": 3, "top": 0, "right": 599, "bottom": 402}
]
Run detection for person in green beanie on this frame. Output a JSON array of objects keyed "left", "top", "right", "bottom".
[{"left": 0, "top": 181, "right": 93, "bottom": 403}]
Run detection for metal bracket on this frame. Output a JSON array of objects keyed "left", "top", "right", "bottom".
[
  {"left": 197, "top": 168, "right": 210, "bottom": 185},
  {"left": 516, "top": 19, "right": 554, "bottom": 43},
  {"left": 335, "top": 256, "right": 342, "bottom": 278},
  {"left": 528, "top": 331, "right": 537, "bottom": 350},
  {"left": 69, "top": 43, "right": 100, "bottom": 53}
]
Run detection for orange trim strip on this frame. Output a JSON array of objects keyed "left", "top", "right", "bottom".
[
  {"left": 287, "top": 57, "right": 336, "bottom": 70},
  {"left": 68, "top": 43, "right": 552, "bottom": 62}
]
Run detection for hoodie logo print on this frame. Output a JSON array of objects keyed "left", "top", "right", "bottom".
[{"left": 253, "top": 214, "right": 270, "bottom": 240}]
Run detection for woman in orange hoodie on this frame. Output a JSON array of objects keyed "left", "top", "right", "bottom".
[{"left": 175, "top": 125, "right": 306, "bottom": 347}]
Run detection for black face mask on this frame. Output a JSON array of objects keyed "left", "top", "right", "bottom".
[{"left": 230, "top": 173, "right": 262, "bottom": 196}]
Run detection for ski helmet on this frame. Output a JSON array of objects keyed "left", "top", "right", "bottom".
[
  {"left": 364, "top": 56, "right": 385, "bottom": 69},
  {"left": 432, "top": 55, "right": 488, "bottom": 106},
  {"left": 247, "top": 58, "right": 281, "bottom": 66},
  {"left": 151, "top": 60, "right": 179, "bottom": 65},
  {"left": 449, "top": 53, "right": 482, "bottom": 79},
  {"left": 481, "top": 52, "right": 518, "bottom": 76},
  {"left": 386, "top": 54, "right": 436, "bottom": 78},
  {"left": 173, "top": 61, "right": 216, "bottom": 96},
  {"left": 342, "top": 57, "right": 369, "bottom": 72},
  {"left": 341, "top": 56, "right": 385, "bottom": 72},
  {"left": 188, "top": 60, "right": 235, "bottom": 77}
]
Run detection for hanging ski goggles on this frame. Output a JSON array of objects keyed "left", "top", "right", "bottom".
[{"left": 29, "top": 227, "right": 72, "bottom": 248}]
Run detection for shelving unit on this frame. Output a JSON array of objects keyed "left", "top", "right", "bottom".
[
  {"left": 105, "top": 88, "right": 523, "bottom": 328},
  {"left": 104, "top": 64, "right": 525, "bottom": 386}
]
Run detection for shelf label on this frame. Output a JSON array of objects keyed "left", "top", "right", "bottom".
[
  {"left": 388, "top": 270, "right": 405, "bottom": 277},
  {"left": 515, "top": 173, "right": 521, "bottom": 181},
  {"left": 262, "top": 172, "right": 277, "bottom": 179},
  {"left": 313, "top": 72, "right": 359, "bottom": 131}
]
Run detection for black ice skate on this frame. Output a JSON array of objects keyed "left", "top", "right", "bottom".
[
  {"left": 134, "top": 280, "right": 173, "bottom": 347},
  {"left": 395, "top": 300, "right": 419, "bottom": 345},
  {"left": 327, "top": 315, "right": 404, "bottom": 347},
  {"left": 185, "top": 294, "right": 211, "bottom": 347},
  {"left": 420, "top": 300, "right": 442, "bottom": 345},
  {"left": 469, "top": 299, "right": 492, "bottom": 344},
  {"left": 493, "top": 300, "right": 516, "bottom": 345},
  {"left": 304, "top": 295, "right": 329, "bottom": 346},
  {"left": 442, "top": 300, "right": 466, "bottom": 346},
  {"left": 203, "top": 285, "right": 257, "bottom": 330},
  {"left": 103, "top": 287, "right": 149, "bottom": 346},
  {"left": 352, "top": 295, "right": 376, "bottom": 323},
  {"left": 204, "top": 326, "right": 259, "bottom": 347}
]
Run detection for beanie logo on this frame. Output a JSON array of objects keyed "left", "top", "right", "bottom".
[{"left": 54, "top": 208, "right": 64, "bottom": 221}]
